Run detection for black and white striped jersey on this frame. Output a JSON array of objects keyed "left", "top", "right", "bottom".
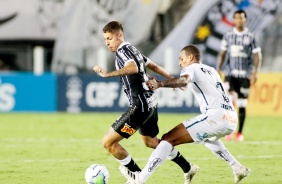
[
  {"left": 115, "top": 42, "right": 157, "bottom": 110},
  {"left": 220, "top": 27, "right": 261, "bottom": 78}
]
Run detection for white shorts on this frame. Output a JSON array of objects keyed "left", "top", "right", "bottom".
[{"left": 182, "top": 109, "right": 237, "bottom": 144}]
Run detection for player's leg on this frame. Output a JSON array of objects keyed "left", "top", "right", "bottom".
[
  {"left": 102, "top": 127, "right": 140, "bottom": 172},
  {"left": 203, "top": 139, "right": 251, "bottom": 183},
  {"left": 121, "top": 117, "right": 199, "bottom": 184},
  {"left": 236, "top": 98, "right": 247, "bottom": 141},
  {"left": 224, "top": 76, "right": 238, "bottom": 106},
  {"left": 236, "top": 78, "right": 250, "bottom": 141},
  {"left": 140, "top": 107, "right": 191, "bottom": 174},
  {"left": 162, "top": 123, "right": 199, "bottom": 184},
  {"left": 120, "top": 123, "right": 193, "bottom": 184},
  {"left": 104, "top": 106, "right": 143, "bottom": 173},
  {"left": 224, "top": 76, "right": 238, "bottom": 141}
]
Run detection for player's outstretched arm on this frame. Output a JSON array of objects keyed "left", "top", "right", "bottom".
[{"left": 147, "top": 75, "right": 190, "bottom": 90}]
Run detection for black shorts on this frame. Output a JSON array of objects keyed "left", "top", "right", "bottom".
[
  {"left": 225, "top": 76, "right": 250, "bottom": 99},
  {"left": 112, "top": 106, "right": 159, "bottom": 139}
]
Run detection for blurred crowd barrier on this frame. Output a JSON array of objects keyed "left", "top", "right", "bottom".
[{"left": 0, "top": 72, "right": 281, "bottom": 117}]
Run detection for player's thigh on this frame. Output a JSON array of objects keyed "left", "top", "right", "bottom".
[
  {"left": 229, "top": 76, "right": 239, "bottom": 93},
  {"left": 111, "top": 106, "right": 145, "bottom": 139},
  {"left": 139, "top": 107, "right": 159, "bottom": 138},
  {"left": 238, "top": 78, "right": 250, "bottom": 98},
  {"left": 183, "top": 114, "right": 222, "bottom": 143},
  {"left": 161, "top": 123, "right": 194, "bottom": 146}
]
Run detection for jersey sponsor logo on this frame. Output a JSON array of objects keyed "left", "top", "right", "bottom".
[
  {"left": 121, "top": 125, "right": 136, "bottom": 135},
  {"left": 230, "top": 45, "right": 248, "bottom": 58},
  {"left": 221, "top": 104, "right": 234, "bottom": 111},
  {"left": 148, "top": 158, "right": 161, "bottom": 172}
]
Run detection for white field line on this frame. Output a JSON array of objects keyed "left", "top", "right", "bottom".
[
  {"left": 1, "top": 140, "right": 282, "bottom": 163},
  {"left": 0, "top": 158, "right": 81, "bottom": 163},
  {"left": 1, "top": 139, "right": 282, "bottom": 145},
  {"left": 0, "top": 155, "right": 281, "bottom": 163},
  {"left": 133, "top": 155, "right": 282, "bottom": 161}
]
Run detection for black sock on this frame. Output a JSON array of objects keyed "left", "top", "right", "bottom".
[
  {"left": 238, "top": 107, "right": 246, "bottom": 133},
  {"left": 171, "top": 152, "right": 191, "bottom": 173},
  {"left": 124, "top": 158, "right": 141, "bottom": 172}
]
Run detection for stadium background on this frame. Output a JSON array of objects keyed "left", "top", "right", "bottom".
[{"left": 0, "top": 0, "right": 281, "bottom": 116}]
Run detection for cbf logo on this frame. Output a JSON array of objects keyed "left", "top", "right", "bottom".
[{"left": 0, "top": 78, "right": 16, "bottom": 112}]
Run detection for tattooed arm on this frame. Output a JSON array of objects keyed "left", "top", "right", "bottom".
[
  {"left": 93, "top": 60, "right": 138, "bottom": 77},
  {"left": 147, "top": 75, "right": 191, "bottom": 90}
]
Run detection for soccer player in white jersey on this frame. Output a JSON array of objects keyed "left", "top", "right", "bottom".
[
  {"left": 120, "top": 45, "right": 251, "bottom": 184},
  {"left": 217, "top": 10, "right": 261, "bottom": 141}
]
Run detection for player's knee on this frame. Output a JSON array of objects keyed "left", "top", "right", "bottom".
[
  {"left": 142, "top": 136, "right": 159, "bottom": 149},
  {"left": 102, "top": 136, "right": 113, "bottom": 151},
  {"left": 144, "top": 139, "right": 158, "bottom": 149},
  {"left": 144, "top": 142, "right": 154, "bottom": 148},
  {"left": 161, "top": 133, "right": 170, "bottom": 142}
]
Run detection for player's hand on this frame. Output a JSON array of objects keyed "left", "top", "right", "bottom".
[
  {"left": 93, "top": 66, "right": 108, "bottom": 77},
  {"left": 146, "top": 78, "right": 161, "bottom": 90},
  {"left": 147, "top": 75, "right": 156, "bottom": 81}
]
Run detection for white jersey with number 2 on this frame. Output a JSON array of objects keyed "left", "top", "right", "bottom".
[
  {"left": 180, "top": 63, "right": 238, "bottom": 143},
  {"left": 180, "top": 63, "right": 234, "bottom": 114}
]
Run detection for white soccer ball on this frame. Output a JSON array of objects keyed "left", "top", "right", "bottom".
[{"left": 85, "top": 164, "right": 110, "bottom": 184}]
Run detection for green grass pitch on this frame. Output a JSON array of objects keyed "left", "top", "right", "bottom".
[{"left": 0, "top": 113, "right": 281, "bottom": 184}]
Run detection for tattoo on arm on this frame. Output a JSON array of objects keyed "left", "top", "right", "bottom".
[{"left": 161, "top": 76, "right": 190, "bottom": 88}]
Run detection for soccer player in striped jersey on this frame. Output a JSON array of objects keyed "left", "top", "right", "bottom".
[
  {"left": 217, "top": 10, "right": 262, "bottom": 141},
  {"left": 120, "top": 44, "right": 251, "bottom": 184},
  {"left": 93, "top": 21, "right": 191, "bottom": 184}
]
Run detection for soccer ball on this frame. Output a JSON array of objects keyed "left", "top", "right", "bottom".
[{"left": 85, "top": 164, "right": 110, "bottom": 184}]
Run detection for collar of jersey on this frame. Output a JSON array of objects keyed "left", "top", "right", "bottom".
[
  {"left": 233, "top": 27, "right": 249, "bottom": 36},
  {"left": 118, "top": 42, "right": 130, "bottom": 50}
]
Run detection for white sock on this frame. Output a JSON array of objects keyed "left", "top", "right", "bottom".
[
  {"left": 167, "top": 147, "right": 178, "bottom": 160},
  {"left": 203, "top": 139, "right": 241, "bottom": 173},
  {"left": 139, "top": 141, "right": 173, "bottom": 183},
  {"left": 117, "top": 154, "right": 131, "bottom": 165}
]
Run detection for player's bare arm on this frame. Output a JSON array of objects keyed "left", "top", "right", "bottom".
[
  {"left": 217, "top": 50, "right": 226, "bottom": 73},
  {"left": 147, "top": 75, "right": 190, "bottom": 90},
  {"left": 93, "top": 61, "right": 138, "bottom": 77},
  {"left": 250, "top": 52, "right": 261, "bottom": 85},
  {"left": 146, "top": 61, "right": 174, "bottom": 79}
]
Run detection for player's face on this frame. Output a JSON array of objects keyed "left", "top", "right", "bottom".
[
  {"left": 234, "top": 13, "right": 246, "bottom": 30},
  {"left": 179, "top": 50, "right": 191, "bottom": 69},
  {"left": 103, "top": 31, "right": 123, "bottom": 52}
]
